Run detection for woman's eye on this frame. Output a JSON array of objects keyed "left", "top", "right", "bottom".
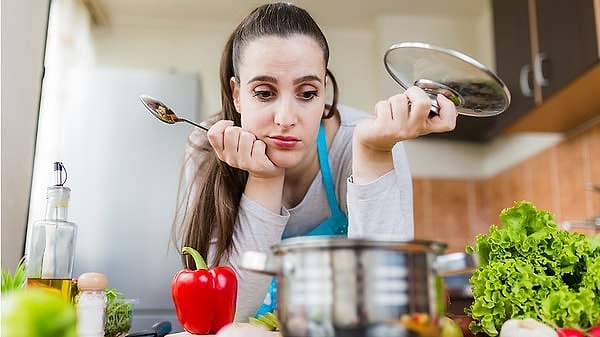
[
  {"left": 252, "top": 90, "right": 274, "bottom": 100},
  {"left": 299, "top": 91, "right": 318, "bottom": 100}
]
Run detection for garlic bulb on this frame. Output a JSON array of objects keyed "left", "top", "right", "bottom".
[{"left": 500, "top": 318, "right": 557, "bottom": 337}]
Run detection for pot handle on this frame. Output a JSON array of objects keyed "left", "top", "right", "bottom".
[
  {"left": 434, "top": 252, "right": 479, "bottom": 276},
  {"left": 238, "top": 251, "right": 282, "bottom": 276}
]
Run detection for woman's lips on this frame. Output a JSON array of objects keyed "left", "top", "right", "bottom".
[{"left": 269, "top": 135, "right": 300, "bottom": 148}]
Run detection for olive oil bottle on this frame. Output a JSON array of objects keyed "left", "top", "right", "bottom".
[{"left": 26, "top": 162, "right": 78, "bottom": 301}]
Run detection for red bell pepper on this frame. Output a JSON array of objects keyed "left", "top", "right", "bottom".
[{"left": 171, "top": 247, "right": 238, "bottom": 334}]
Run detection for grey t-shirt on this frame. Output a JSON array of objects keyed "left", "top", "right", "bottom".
[{"left": 184, "top": 104, "right": 414, "bottom": 320}]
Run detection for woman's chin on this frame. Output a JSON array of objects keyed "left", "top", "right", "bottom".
[
  {"left": 271, "top": 159, "right": 299, "bottom": 169},
  {"left": 268, "top": 154, "right": 303, "bottom": 169}
]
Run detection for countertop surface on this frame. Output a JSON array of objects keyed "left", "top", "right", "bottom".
[
  {"left": 166, "top": 324, "right": 281, "bottom": 337},
  {"left": 167, "top": 331, "right": 280, "bottom": 337}
]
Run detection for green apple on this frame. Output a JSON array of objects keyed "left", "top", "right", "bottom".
[{"left": 1, "top": 288, "right": 77, "bottom": 337}]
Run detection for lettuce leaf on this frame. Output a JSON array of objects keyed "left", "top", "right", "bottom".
[{"left": 465, "top": 200, "right": 600, "bottom": 336}]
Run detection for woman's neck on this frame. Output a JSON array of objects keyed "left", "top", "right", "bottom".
[
  {"left": 282, "top": 115, "right": 340, "bottom": 208},
  {"left": 282, "top": 145, "right": 319, "bottom": 208}
]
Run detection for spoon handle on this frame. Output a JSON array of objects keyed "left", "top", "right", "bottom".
[{"left": 179, "top": 118, "right": 209, "bottom": 131}]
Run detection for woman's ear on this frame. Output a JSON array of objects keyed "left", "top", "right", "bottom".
[{"left": 230, "top": 77, "right": 241, "bottom": 113}]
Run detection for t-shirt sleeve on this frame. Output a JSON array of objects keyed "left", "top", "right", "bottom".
[{"left": 346, "top": 142, "right": 414, "bottom": 240}]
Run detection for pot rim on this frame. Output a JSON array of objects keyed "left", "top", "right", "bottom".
[{"left": 272, "top": 236, "right": 447, "bottom": 253}]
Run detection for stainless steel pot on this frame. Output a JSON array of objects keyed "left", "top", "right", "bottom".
[{"left": 239, "top": 237, "right": 477, "bottom": 337}]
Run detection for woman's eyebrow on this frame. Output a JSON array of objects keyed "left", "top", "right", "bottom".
[
  {"left": 247, "top": 75, "right": 323, "bottom": 85},
  {"left": 247, "top": 75, "right": 277, "bottom": 84},
  {"left": 293, "top": 75, "right": 322, "bottom": 85}
]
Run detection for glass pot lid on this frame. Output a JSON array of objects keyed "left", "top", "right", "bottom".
[{"left": 384, "top": 42, "right": 511, "bottom": 117}]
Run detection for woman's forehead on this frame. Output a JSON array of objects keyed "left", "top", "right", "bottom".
[{"left": 237, "top": 35, "right": 326, "bottom": 77}]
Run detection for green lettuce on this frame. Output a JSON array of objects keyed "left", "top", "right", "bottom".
[{"left": 465, "top": 200, "right": 600, "bottom": 336}]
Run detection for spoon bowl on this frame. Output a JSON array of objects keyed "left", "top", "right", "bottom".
[{"left": 139, "top": 94, "right": 208, "bottom": 131}]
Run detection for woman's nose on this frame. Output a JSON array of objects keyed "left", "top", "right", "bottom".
[{"left": 273, "top": 97, "right": 297, "bottom": 128}]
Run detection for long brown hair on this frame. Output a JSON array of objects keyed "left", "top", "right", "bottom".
[{"left": 172, "top": 2, "right": 340, "bottom": 268}]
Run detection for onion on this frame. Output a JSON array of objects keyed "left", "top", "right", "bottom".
[{"left": 500, "top": 318, "right": 557, "bottom": 337}]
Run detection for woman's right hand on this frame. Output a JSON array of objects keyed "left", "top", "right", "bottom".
[
  {"left": 208, "top": 120, "right": 285, "bottom": 213},
  {"left": 207, "top": 120, "right": 284, "bottom": 180}
]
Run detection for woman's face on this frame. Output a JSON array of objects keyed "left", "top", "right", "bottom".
[{"left": 231, "top": 35, "right": 327, "bottom": 169}]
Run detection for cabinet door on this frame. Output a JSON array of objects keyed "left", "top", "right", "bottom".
[
  {"left": 535, "top": 0, "right": 598, "bottom": 99},
  {"left": 491, "top": 0, "right": 536, "bottom": 130}
]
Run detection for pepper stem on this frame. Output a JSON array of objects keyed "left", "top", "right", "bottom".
[{"left": 181, "top": 246, "right": 208, "bottom": 270}]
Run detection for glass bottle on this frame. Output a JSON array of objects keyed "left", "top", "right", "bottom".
[
  {"left": 76, "top": 272, "right": 108, "bottom": 337},
  {"left": 26, "top": 162, "right": 78, "bottom": 301}
]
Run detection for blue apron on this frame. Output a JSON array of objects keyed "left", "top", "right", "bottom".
[{"left": 255, "top": 123, "right": 348, "bottom": 316}]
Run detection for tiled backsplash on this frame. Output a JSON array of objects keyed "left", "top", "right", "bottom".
[{"left": 413, "top": 121, "right": 600, "bottom": 253}]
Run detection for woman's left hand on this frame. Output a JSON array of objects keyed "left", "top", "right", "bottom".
[
  {"left": 354, "top": 86, "right": 457, "bottom": 152},
  {"left": 351, "top": 86, "right": 457, "bottom": 183}
]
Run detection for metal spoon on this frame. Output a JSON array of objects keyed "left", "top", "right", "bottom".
[{"left": 139, "top": 94, "right": 208, "bottom": 131}]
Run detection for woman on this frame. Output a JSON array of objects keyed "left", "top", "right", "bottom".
[{"left": 172, "top": 2, "right": 457, "bottom": 321}]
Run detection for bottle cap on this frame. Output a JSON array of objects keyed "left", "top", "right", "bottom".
[
  {"left": 53, "top": 162, "right": 67, "bottom": 186},
  {"left": 77, "top": 272, "right": 108, "bottom": 291}
]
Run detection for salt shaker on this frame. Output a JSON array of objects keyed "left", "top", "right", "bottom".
[{"left": 76, "top": 272, "right": 108, "bottom": 337}]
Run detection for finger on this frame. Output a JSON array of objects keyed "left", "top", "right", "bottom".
[
  {"left": 374, "top": 100, "right": 393, "bottom": 124},
  {"left": 437, "top": 93, "right": 457, "bottom": 116},
  {"left": 435, "top": 94, "right": 458, "bottom": 131},
  {"left": 251, "top": 139, "right": 267, "bottom": 160},
  {"left": 222, "top": 125, "right": 243, "bottom": 155},
  {"left": 403, "top": 86, "right": 431, "bottom": 119},
  {"left": 387, "top": 93, "right": 410, "bottom": 123},
  {"left": 207, "top": 120, "right": 234, "bottom": 152},
  {"left": 237, "top": 131, "right": 257, "bottom": 163}
]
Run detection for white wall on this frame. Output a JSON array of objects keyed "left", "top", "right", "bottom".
[
  {"left": 1, "top": 0, "right": 50, "bottom": 270},
  {"left": 94, "top": 8, "right": 494, "bottom": 120}
]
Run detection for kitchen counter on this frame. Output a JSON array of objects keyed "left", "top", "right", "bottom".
[
  {"left": 167, "top": 332, "right": 280, "bottom": 337},
  {"left": 166, "top": 327, "right": 280, "bottom": 337}
]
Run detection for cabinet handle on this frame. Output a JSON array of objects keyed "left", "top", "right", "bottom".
[
  {"left": 519, "top": 64, "right": 533, "bottom": 97},
  {"left": 534, "top": 52, "right": 550, "bottom": 87}
]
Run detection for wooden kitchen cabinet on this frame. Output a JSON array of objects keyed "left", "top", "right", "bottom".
[
  {"left": 490, "top": 0, "right": 535, "bottom": 133},
  {"left": 533, "top": 0, "right": 598, "bottom": 99},
  {"left": 432, "top": 0, "right": 598, "bottom": 142},
  {"left": 492, "top": 0, "right": 598, "bottom": 134}
]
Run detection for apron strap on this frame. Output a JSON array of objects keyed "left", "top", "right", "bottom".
[{"left": 304, "top": 123, "right": 348, "bottom": 236}]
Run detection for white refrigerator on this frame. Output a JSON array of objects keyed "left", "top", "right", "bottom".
[{"left": 28, "top": 66, "right": 201, "bottom": 333}]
